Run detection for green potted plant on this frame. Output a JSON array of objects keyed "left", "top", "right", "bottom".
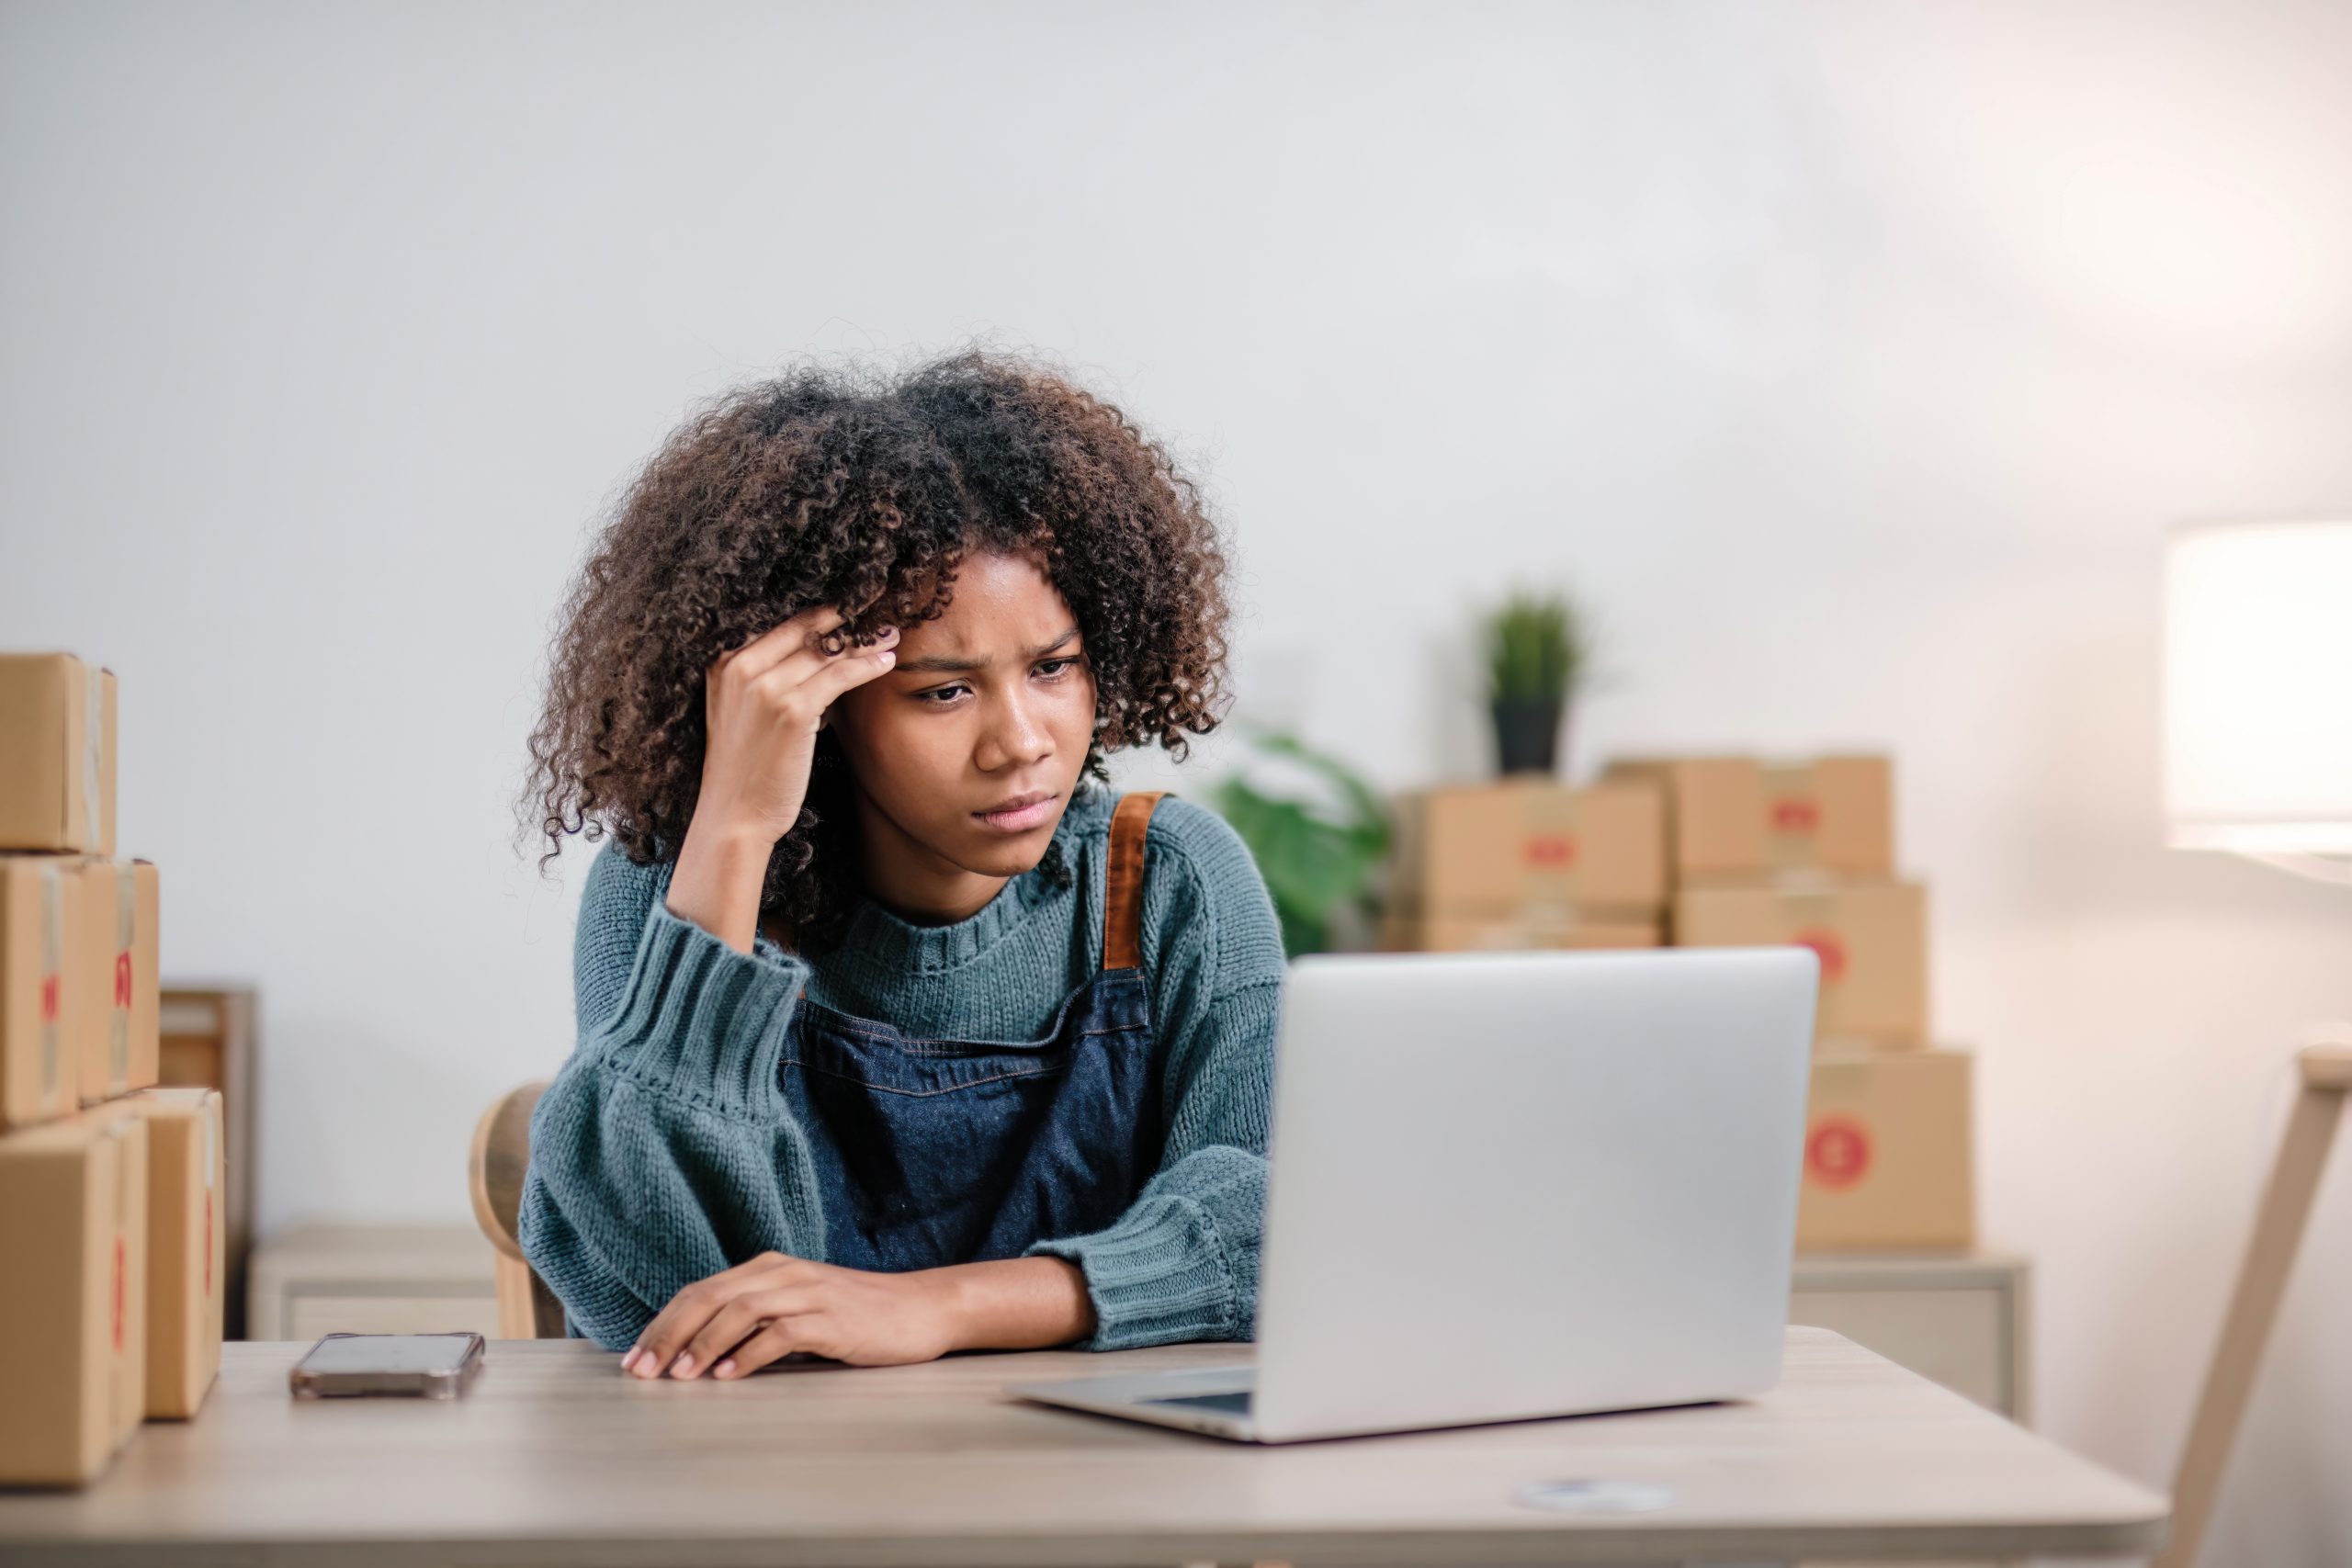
[
  {"left": 1207, "top": 728, "right": 1390, "bottom": 957},
  {"left": 1483, "top": 586, "right": 1596, "bottom": 776}
]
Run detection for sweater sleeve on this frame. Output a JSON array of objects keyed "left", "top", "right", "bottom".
[
  {"left": 1022, "top": 796, "right": 1286, "bottom": 1350},
  {"left": 515, "top": 840, "right": 824, "bottom": 1351}
]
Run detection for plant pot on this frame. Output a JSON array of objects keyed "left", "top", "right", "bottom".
[{"left": 1491, "top": 698, "right": 1566, "bottom": 776}]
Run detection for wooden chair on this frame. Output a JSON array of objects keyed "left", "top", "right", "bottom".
[{"left": 467, "top": 1079, "right": 568, "bottom": 1338}]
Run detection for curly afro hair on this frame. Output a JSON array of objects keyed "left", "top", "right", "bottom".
[{"left": 523, "top": 349, "right": 1234, "bottom": 951}]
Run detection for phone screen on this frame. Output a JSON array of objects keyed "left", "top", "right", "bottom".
[{"left": 297, "top": 1334, "right": 477, "bottom": 1374}]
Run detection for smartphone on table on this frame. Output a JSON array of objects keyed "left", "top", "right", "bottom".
[{"left": 288, "top": 1332, "right": 486, "bottom": 1399}]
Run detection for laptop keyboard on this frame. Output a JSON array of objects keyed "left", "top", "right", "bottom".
[{"left": 1145, "top": 1390, "right": 1254, "bottom": 1416}]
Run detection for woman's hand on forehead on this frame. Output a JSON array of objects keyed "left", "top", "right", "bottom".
[{"left": 664, "top": 604, "right": 900, "bottom": 952}]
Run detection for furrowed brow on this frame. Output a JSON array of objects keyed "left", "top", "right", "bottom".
[{"left": 894, "top": 627, "right": 1081, "bottom": 675}]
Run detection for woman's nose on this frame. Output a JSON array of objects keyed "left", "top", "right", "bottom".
[{"left": 978, "top": 694, "right": 1052, "bottom": 769}]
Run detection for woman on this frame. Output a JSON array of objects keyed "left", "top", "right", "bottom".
[{"left": 515, "top": 351, "right": 1284, "bottom": 1381}]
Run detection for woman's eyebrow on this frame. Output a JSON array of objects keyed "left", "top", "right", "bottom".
[{"left": 894, "top": 626, "right": 1081, "bottom": 674}]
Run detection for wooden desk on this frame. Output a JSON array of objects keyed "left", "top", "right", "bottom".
[{"left": 0, "top": 1329, "right": 2164, "bottom": 1566}]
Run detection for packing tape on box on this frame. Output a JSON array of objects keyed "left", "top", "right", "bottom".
[
  {"left": 103, "top": 1117, "right": 130, "bottom": 1357},
  {"left": 1781, "top": 887, "right": 1849, "bottom": 986},
  {"left": 39, "top": 863, "right": 65, "bottom": 1102},
  {"left": 1781, "top": 887, "right": 1841, "bottom": 919},
  {"left": 110, "top": 866, "right": 133, "bottom": 1088},
  {"left": 84, "top": 669, "right": 104, "bottom": 846},
  {"left": 1763, "top": 766, "right": 1820, "bottom": 874}
]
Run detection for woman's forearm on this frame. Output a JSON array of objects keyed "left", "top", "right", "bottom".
[
  {"left": 665, "top": 818, "right": 774, "bottom": 953},
  {"left": 933, "top": 1256, "right": 1097, "bottom": 1351}
]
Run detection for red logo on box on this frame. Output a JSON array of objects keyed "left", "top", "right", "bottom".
[
  {"left": 40, "top": 975, "right": 58, "bottom": 1023},
  {"left": 1771, "top": 798, "right": 1820, "bottom": 834},
  {"left": 1794, "top": 928, "right": 1848, "bottom": 984},
  {"left": 1524, "top": 834, "right": 1577, "bottom": 868},
  {"left": 1807, "top": 1116, "right": 1872, "bottom": 1189},
  {"left": 114, "top": 952, "right": 132, "bottom": 1009}
]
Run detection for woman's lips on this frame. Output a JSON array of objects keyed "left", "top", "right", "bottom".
[{"left": 974, "top": 795, "right": 1057, "bottom": 833}]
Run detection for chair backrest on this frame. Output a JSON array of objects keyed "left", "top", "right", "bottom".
[{"left": 468, "top": 1079, "right": 568, "bottom": 1338}]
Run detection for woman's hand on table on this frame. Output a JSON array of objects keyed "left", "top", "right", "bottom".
[
  {"left": 621, "top": 1251, "right": 1099, "bottom": 1378},
  {"left": 623, "top": 1253, "right": 959, "bottom": 1378}
]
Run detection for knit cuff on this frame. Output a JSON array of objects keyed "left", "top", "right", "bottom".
[
  {"left": 1023, "top": 1192, "right": 1240, "bottom": 1351},
  {"left": 580, "top": 895, "right": 807, "bottom": 1118}
]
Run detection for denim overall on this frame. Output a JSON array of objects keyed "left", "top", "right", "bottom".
[{"left": 779, "top": 789, "right": 1170, "bottom": 1270}]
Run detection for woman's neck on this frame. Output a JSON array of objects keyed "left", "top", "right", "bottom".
[{"left": 851, "top": 787, "right": 1014, "bottom": 926}]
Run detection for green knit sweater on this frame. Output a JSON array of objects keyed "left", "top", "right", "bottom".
[{"left": 516, "top": 784, "right": 1286, "bottom": 1354}]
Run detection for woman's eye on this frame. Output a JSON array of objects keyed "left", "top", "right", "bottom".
[{"left": 914, "top": 660, "right": 1075, "bottom": 705}]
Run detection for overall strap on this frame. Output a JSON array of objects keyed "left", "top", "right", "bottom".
[{"left": 1102, "top": 790, "right": 1167, "bottom": 973}]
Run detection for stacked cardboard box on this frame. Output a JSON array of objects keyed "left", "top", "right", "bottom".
[
  {"left": 0, "top": 1111, "right": 145, "bottom": 1484},
  {"left": 114, "top": 1087, "right": 227, "bottom": 1418},
  {"left": 0, "top": 653, "right": 221, "bottom": 1487},
  {"left": 1382, "top": 780, "right": 1667, "bottom": 952},
  {"left": 1602, "top": 753, "right": 1973, "bottom": 1251}
]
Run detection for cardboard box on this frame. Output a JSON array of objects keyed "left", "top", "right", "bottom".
[
  {"left": 1, "top": 855, "right": 85, "bottom": 1130},
  {"left": 1673, "top": 882, "right": 1928, "bottom": 1048},
  {"left": 72, "top": 1100, "right": 151, "bottom": 1450},
  {"left": 74, "top": 860, "right": 159, "bottom": 1106},
  {"left": 118, "top": 1088, "right": 225, "bottom": 1419},
  {"left": 1604, "top": 754, "right": 1892, "bottom": 885},
  {"left": 156, "top": 987, "right": 254, "bottom": 1338},
  {"left": 1381, "top": 912, "right": 1662, "bottom": 953},
  {"left": 1797, "top": 1048, "right": 1974, "bottom": 1250},
  {"left": 0, "top": 1108, "right": 147, "bottom": 1484},
  {"left": 1389, "top": 781, "right": 1666, "bottom": 919},
  {"left": 0, "top": 654, "right": 117, "bottom": 856}
]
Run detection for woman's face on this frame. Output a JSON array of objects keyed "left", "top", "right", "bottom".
[{"left": 829, "top": 549, "right": 1099, "bottom": 886}]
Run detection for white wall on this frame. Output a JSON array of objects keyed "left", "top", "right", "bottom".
[{"left": 5, "top": 1, "right": 2348, "bottom": 1558}]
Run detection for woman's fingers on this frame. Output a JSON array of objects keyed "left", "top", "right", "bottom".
[
  {"left": 748, "top": 633, "right": 899, "bottom": 727},
  {"left": 711, "top": 1315, "right": 825, "bottom": 1379},
  {"left": 676, "top": 1285, "right": 820, "bottom": 1380},
  {"left": 753, "top": 625, "right": 899, "bottom": 703},
  {"left": 628, "top": 1275, "right": 740, "bottom": 1378},
  {"left": 627, "top": 1253, "right": 785, "bottom": 1378},
  {"left": 628, "top": 1291, "right": 715, "bottom": 1379},
  {"left": 716, "top": 604, "right": 849, "bottom": 683}
]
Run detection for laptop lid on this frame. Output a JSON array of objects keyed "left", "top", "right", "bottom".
[{"left": 1248, "top": 945, "right": 1817, "bottom": 1442}]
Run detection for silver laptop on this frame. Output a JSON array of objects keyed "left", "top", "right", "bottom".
[{"left": 1012, "top": 944, "right": 1818, "bottom": 1442}]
